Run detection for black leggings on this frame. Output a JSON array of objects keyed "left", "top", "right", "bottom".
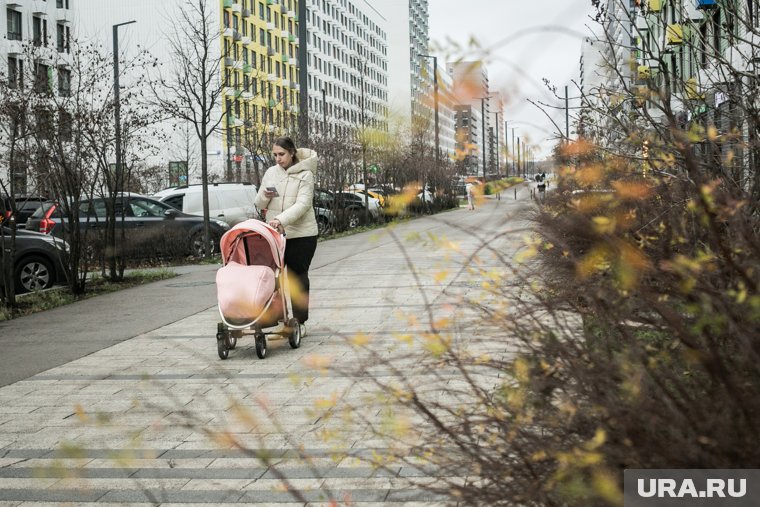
[{"left": 284, "top": 235, "right": 317, "bottom": 323}]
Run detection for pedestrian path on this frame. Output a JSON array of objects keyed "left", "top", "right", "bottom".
[{"left": 0, "top": 185, "right": 535, "bottom": 504}]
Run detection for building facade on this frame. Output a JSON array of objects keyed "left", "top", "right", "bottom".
[
  {"left": 448, "top": 61, "right": 490, "bottom": 177},
  {"left": 378, "top": 0, "right": 431, "bottom": 133},
  {"left": 220, "top": 0, "right": 300, "bottom": 180},
  {"left": 303, "top": 0, "right": 388, "bottom": 139},
  {"left": 1, "top": 0, "right": 73, "bottom": 194}
]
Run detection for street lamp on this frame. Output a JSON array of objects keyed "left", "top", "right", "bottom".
[
  {"left": 418, "top": 53, "right": 439, "bottom": 164},
  {"left": 113, "top": 20, "right": 136, "bottom": 196}
]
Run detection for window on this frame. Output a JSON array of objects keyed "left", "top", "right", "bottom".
[
  {"left": 7, "top": 57, "right": 22, "bottom": 88},
  {"left": 7, "top": 9, "right": 22, "bottom": 41},
  {"left": 57, "top": 23, "right": 65, "bottom": 52},
  {"left": 33, "top": 16, "right": 42, "bottom": 46},
  {"left": 34, "top": 62, "right": 51, "bottom": 95},
  {"left": 59, "top": 109, "right": 72, "bottom": 142},
  {"left": 57, "top": 67, "right": 70, "bottom": 96}
]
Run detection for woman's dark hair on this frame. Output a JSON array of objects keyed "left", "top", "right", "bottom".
[{"left": 273, "top": 137, "right": 298, "bottom": 163}]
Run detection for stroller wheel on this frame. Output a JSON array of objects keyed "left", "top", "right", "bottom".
[
  {"left": 255, "top": 333, "right": 267, "bottom": 359},
  {"left": 217, "top": 338, "right": 229, "bottom": 360},
  {"left": 228, "top": 330, "right": 241, "bottom": 350},
  {"left": 287, "top": 318, "right": 301, "bottom": 349}
]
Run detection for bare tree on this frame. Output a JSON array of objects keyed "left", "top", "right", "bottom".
[{"left": 149, "top": 0, "right": 224, "bottom": 257}]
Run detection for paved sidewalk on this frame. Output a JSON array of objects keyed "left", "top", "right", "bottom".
[{"left": 0, "top": 186, "right": 535, "bottom": 505}]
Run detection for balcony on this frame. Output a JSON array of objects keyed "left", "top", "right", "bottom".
[
  {"left": 224, "top": 56, "right": 234, "bottom": 67},
  {"left": 243, "top": 63, "right": 252, "bottom": 73},
  {"left": 56, "top": 8, "right": 72, "bottom": 24},
  {"left": 281, "top": 54, "right": 289, "bottom": 63},
  {"left": 281, "top": 29, "right": 290, "bottom": 39},
  {"left": 230, "top": 3, "right": 242, "bottom": 13},
  {"left": 648, "top": 0, "right": 661, "bottom": 12},
  {"left": 685, "top": 78, "right": 704, "bottom": 100},
  {"left": 268, "top": 99, "right": 277, "bottom": 107},
  {"left": 241, "top": 35, "right": 251, "bottom": 44},
  {"left": 232, "top": 59, "right": 244, "bottom": 69},
  {"left": 666, "top": 24, "right": 684, "bottom": 45},
  {"left": 31, "top": 0, "right": 47, "bottom": 14},
  {"left": 282, "top": 79, "right": 290, "bottom": 87},
  {"left": 6, "top": 40, "right": 23, "bottom": 56},
  {"left": 696, "top": 0, "right": 717, "bottom": 8},
  {"left": 267, "top": 47, "right": 275, "bottom": 56},
  {"left": 288, "top": 34, "right": 296, "bottom": 43},
  {"left": 223, "top": 27, "right": 234, "bottom": 38},
  {"left": 266, "top": 22, "right": 276, "bottom": 31},
  {"left": 242, "top": 91, "right": 253, "bottom": 100},
  {"left": 223, "top": 0, "right": 233, "bottom": 8},
  {"left": 242, "top": 8, "right": 251, "bottom": 17},
  {"left": 267, "top": 73, "right": 278, "bottom": 82}
]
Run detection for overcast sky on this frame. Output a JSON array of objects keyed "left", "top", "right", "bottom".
[{"left": 429, "top": 0, "right": 596, "bottom": 159}]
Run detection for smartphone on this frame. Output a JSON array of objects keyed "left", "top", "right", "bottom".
[{"left": 266, "top": 186, "right": 279, "bottom": 197}]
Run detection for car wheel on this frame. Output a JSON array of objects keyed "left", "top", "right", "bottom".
[
  {"left": 317, "top": 216, "right": 330, "bottom": 236},
  {"left": 190, "top": 231, "right": 216, "bottom": 257},
  {"left": 347, "top": 211, "right": 362, "bottom": 229},
  {"left": 15, "top": 255, "right": 55, "bottom": 294}
]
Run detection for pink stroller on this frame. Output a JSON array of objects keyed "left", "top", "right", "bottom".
[{"left": 215, "top": 219, "right": 302, "bottom": 360}]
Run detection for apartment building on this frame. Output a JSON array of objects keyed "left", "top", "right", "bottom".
[
  {"left": 378, "top": 0, "right": 431, "bottom": 133},
  {"left": 1, "top": 0, "right": 73, "bottom": 194},
  {"left": 220, "top": 0, "right": 299, "bottom": 179},
  {"left": 448, "top": 61, "right": 491, "bottom": 177},
  {"left": 632, "top": 0, "right": 759, "bottom": 185},
  {"left": 304, "top": 0, "right": 388, "bottom": 139}
]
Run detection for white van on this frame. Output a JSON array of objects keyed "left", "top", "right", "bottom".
[{"left": 153, "top": 183, "right": 258, "bottom": 227}]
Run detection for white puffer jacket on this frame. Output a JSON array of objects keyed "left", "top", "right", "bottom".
[{"left": 254, "top": 148, "right": 318, "bottom": 239}]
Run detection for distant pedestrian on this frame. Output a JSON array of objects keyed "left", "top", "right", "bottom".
[{"left": 466, "top": 182, "right": 476, "bottom": 210}]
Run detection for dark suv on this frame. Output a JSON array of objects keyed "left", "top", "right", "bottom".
[
  {"left": 26, "top": 194, "right": 230, "bottom": 258},
  {"left": 0, "top": 227, "right": 69, "bottom": 293},
  {"left": 0, "top": 195, "right": 48, "bottom": 229}
]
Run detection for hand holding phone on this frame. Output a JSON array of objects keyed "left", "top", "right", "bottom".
[{"left": 266, "top": 186, "right": 279, "bottom": 197}]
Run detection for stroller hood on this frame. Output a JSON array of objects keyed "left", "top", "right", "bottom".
[{"left": 220, "top": 219, "right": 286, "bottom": 269}]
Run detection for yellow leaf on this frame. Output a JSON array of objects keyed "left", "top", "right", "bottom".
[
  {"left": 433, "top": 270, "right": 449, "bottom": 283},
  {"left": 350, "top": 333, "right": 371, "bottom": 346}
]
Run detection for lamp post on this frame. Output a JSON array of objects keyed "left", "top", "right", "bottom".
[
  {"left": 492, "top": 111, "right": 501, "bottom": 177},
  {"left": 113, "top": 20, "right": 136, "bottom": 196},
  {"left": 418, "top": 54, "right": 439, "bottom": 164}
]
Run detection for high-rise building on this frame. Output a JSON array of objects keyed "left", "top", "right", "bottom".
[
  {"left": 449, "top": 61, "right": 490, "bottom": 176},
  {"left": 303, "top": 0, "right": 388, "bottom": 139},
  {"left": 1, "top": 0, "right": 74, "bottom": 194},
  {"left": 377, "top": 0, "right": 431, "bottom": 133},
  {"left": 220, "top": 0, "right": 300, "bottom": 180}
]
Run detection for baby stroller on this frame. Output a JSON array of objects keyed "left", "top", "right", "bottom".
[{"left": 215, "top": 219, "right": 302, "bottom": 360}]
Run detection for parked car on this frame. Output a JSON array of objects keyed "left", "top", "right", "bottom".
[
  {"left": 25, "top": 194, "right": 230, "bottom": 258},
  {"left": 1, "top": 195, "right": 48, "bottom": 229},
  {"left": 153, "top": 182, "right": 258, "bottom": 227},
  {"left": 0, "top": 227, "right": 69, "bottom": 293},
  {"left": 315, "top": 189, "right": 367, "bottom": 230},
  {"left": 339, "top": 191, "right": 383, "bottom": 219},
  {"left": 314, "top": 206, "right": 334, "bottom": 236}
]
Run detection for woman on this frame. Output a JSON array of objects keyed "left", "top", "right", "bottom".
[{"left": 255, "top": 137, "right": 318, "bottom": 337}]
